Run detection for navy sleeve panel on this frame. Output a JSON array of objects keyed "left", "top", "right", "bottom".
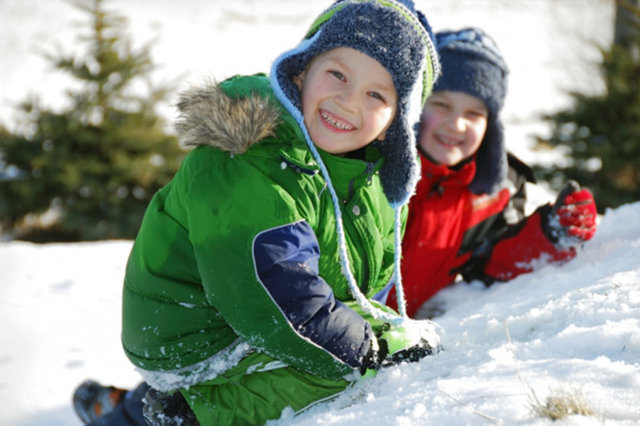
[{"left": 252, "top": 220, "right": 372, "bottom": 369}]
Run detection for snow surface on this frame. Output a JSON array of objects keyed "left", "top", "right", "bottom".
[
  {"left": 2, "top": 0, "right": 639, "bottom": 425},
  {"left": 2, "top": 203, "right": 639, "bottom": 425}
]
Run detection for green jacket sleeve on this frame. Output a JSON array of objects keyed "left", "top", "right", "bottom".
[{"left": 178, "top": 146, "right": 373, "bottom": 379}]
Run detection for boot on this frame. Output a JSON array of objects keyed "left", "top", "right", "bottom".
[{"left": 73, "top": 380, "right": 128, "bottom": 423}]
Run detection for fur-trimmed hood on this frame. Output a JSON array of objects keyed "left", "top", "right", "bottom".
[{"left": 174, "top": 80, "right": 282, "bottom": 155}]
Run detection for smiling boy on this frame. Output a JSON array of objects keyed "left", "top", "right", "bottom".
[
  {"left": 73, "top": 1, "right": 442, "bottom": 425},
  {"left": 383, "top": 27, "right": 597, "bottom": 318}
]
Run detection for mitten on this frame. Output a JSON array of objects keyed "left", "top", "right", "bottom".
[
  {"left": 544, "top": 180, "right": 597, "bottom": 248},
  {"left": 360, "top": 319, "right": 440, "bottom": 376}
]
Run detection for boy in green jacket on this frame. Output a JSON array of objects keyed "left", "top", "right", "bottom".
[{"left": 74, "top": 1, "right": 441, "bottom": 425}]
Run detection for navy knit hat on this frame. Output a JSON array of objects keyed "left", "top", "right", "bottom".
[
  {"left": 271, "top": 0, "right": 440, "bottom": 207},
  {"left": 434, "top": 27, "right": 509, "bottom": 194}
]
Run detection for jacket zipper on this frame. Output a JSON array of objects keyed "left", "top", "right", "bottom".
[{"left": 344, "top": 162, "right": 377, "bottom": 293}]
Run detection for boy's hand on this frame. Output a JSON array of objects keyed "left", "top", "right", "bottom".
[
  {"left": 546, "top": 180, "right": 597, "bottom": 246},
  {"left": 361, "top": 320, "right": 439, "bottom": 376}
]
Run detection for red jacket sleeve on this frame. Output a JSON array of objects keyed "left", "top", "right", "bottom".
[{"left": 483, "top": 205, "right": 576, "bottom": 281}]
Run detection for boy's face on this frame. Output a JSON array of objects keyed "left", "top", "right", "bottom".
[
  {"left": 418, "top": 91, "right": 488, "bottom": 166},
  {"left": 295, "top": 47, "right": 397, "bottom": 155}
]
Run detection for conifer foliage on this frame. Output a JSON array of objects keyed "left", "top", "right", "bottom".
[
  {"left": 0, "top": 0, "right": 184, "bottom": 241},
  {"left": 534, "top": 1, "right": 640, "bottom": 212}
]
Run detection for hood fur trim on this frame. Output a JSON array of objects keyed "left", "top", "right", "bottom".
[{"left": 175, "top": 81, "right": 281, "bottom": 155}]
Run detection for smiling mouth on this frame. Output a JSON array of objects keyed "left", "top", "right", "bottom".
[
  {"left": 436, "top": 134, "right": 462, "bottom": 146},
  {"left": 320, "top": 110, "right": 355, "bottom": 132}
]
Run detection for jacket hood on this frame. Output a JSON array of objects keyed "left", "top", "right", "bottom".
[{"left": 174, "top": 79, "right": 282, "bottom": 155}]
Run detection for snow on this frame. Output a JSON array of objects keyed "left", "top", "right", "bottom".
[
  {"left": 2, "top": 204, "right": 639, "bottom": 425},
  {"left": 2, "top": 0, "right": 638, "bottom": 425}
]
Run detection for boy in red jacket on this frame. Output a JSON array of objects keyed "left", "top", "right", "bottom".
[{"left": 383, "top": 27, "right": 597, "bottom": 318}]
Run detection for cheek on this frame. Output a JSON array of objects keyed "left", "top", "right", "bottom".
[
  {"left": 300, "top": 71, "right": 325, "bottom": 104},
  {"left": 378, "top": 107, "right": 395, "bottom": 129},
  {"left": 300, "top": 83, "right": 322, "bottom": 119},
  {"left": 420, "top": 114, "right": 439, "bottom": 139},
  {"left": 417, "top": 116, "right": 436, "bottom": 150},
  {"left": 366, "top": 103, "right": 394, "bottom": 132},
  {"left": 425, "top": 113, "right": 440, "bottom": 129},
  {"left": 469, "top": 122, "right": 488, "bottom": 150},
  {"left": 421, "top": 107, "right": 442, "bottom": 128}
]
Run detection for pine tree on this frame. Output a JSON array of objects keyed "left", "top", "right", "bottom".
[
  {"left": 533, "top": 1, "right": 640, "bottom": 212},
  {"left": 0, "top": 0, "right": 185, "bottom": 241}
]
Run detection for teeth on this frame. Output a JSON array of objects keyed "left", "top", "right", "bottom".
[
  {"left": 439, "top": 135, "right": 459, "bottom": 145},
  {"left": 322, "top": 111, "right": 353, "bottom": 130}
]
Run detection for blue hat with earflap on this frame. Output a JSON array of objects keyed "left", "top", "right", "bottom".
[
  {"left": 270, "top": 0, "right": 440, "bottom": 322},
  {"left": 271, "top": 0, "right": 440, "bottom": 207},
  {"left": 434, "top": 27, "right": 509, "bottom": 194}
]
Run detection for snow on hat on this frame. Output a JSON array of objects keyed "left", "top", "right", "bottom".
[
  {"left": 270, "top": 0, "right": 440, "bottom": 321},
  {"left": 434, "top": 27, "right": 509, "bottom": 194},
  {"left": 271, "top": 0, "right": 440, "bottom": 207}
]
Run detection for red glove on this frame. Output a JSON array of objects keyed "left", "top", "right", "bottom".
[{"left": 547, "top": 180, "right": 597, "bottom": 245}]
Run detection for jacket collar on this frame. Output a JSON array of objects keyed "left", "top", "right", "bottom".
[{"left": 416, "top": 153, "right": 476, "bottom": 198}]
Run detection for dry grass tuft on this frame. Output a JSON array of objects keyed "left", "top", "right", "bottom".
[
  {"left": 529, "top": 387, "right": 595, "bottom": 421},
  {"left": 503, "top": 321, "right": 597, "bottom": 422}
]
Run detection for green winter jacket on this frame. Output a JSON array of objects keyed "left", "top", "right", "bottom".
[{"left": 121, "top": 74, "right": 402, "bottom": 390}]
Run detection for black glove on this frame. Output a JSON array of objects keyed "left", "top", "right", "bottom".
[{"left": 361, "top": 320, "right": 440, "bottom": 376}]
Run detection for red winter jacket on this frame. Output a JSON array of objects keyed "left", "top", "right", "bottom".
[{"left": 385, "top": 153, "right": 576, "bottom": 318}]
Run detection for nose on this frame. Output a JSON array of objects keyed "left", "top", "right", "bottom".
[
  {"left": 446, "top": 114, "right": 467, "bottom": 133},
  {"left": 336, "top": 86, "right": 359, "bottom": 113}
]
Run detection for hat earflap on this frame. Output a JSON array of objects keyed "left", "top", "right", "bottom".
[{"left": 469, "top": 115, "right": 507, "bottom": 194}]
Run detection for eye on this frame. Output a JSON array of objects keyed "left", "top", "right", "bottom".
[
  {"left": 466, "top": 109, "right": 488, "bottom": 119},
  {"left": 329, "top": 70, "right": 345, "bottom": 81},
  {"left": 429, "top": 99, "right": 448, "bottom": 109},
  {"left": 368, "top": 91, "right": 386, "bottom": 103}
]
